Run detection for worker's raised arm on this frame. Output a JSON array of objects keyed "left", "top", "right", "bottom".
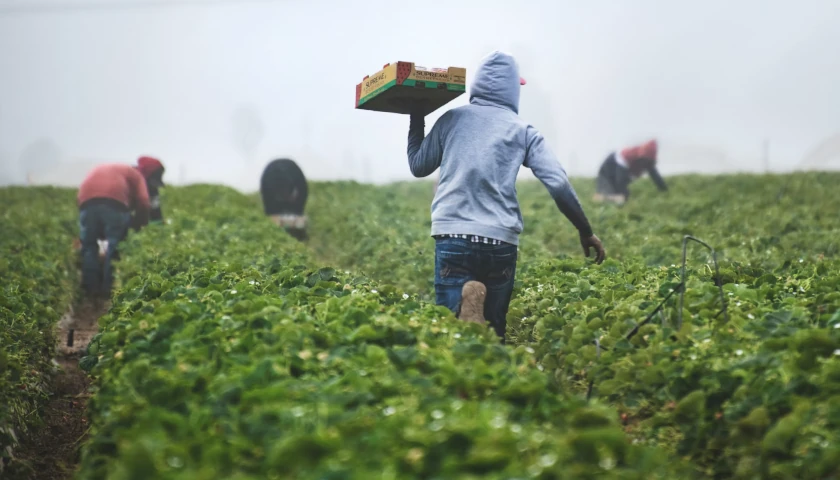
[
  {"left": 648, "top": 166, "right": 668, "bottom": 192},
  {"left": 524, "top": 127, "right": 593, "bottom": 237},
  {"left": 406, "top": 110, "right": 447, "bottom": 178}
]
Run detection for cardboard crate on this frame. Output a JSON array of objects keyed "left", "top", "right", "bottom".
[{"left": 355, "top": 61, "right": 466, "bottom": 115}]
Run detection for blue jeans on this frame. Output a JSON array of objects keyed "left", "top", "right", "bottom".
[
  {"left": 79, "top": 203, "right": 131, "bottom": 296},
  {"left": 434, "top": 237, "right": 518, "bottom": 341}
]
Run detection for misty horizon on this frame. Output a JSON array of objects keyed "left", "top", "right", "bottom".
[{"left": 1, "top": 0, "right": 839, "bottom": 191}]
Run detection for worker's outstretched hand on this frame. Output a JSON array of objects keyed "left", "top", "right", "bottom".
[{"left": 581, "top": 234, "right": 606, "bottom": 264}]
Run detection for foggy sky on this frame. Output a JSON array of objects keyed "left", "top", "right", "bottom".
[{"left": 1, "top": 0, "right": 839, "bottom": 190}]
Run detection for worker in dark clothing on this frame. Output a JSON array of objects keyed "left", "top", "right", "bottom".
[
  {"left": 137, "top": 156, "right": 166, "bottom": 224},
  {"left": 594, "top": 139, "right": 667, "bottom": 204},
  {"left": 260, "top": 158, "right": 308, "bottom": 241}
]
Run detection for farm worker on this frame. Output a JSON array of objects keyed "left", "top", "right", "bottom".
[
  {"left": 76, "top": 160, "right": 160, "bottom": 297},
  {"left": 73, "top": 157, "right": 165, "bottom": 260},
  {"left": 260, "top": 158, "right": 309, "bottom": 241},
  {"left": 137, "top": 156, "right": 166, "bottom": 224},
  {"left": 594, "top": 139, "right": 667, "bottom": 204},
  {"left": 405, "top": 50, "right": 606, "bottom": 343}
]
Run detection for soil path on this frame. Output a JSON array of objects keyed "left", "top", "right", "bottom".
[{"left": 7, "top": 300, "right": 107, "bottom": 480}]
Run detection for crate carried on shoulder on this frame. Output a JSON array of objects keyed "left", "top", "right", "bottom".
[{"left": 355, "top": 61, "right": 466, "bottom": 115}]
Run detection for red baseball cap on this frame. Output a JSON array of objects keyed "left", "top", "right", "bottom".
[{"left": 137, "top": 156, "right": 163, "bottom": 176}]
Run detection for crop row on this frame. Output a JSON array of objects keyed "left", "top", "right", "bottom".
[
  {"left": 504, "top": 173, "right": 840, "bottom": 478},
  {"left": 6, "top": 172, "right": 839, "bottom": 479},
  {"left": 79, "top": 185, "right": 679, "bottom": 479},
  {"left": 305, "top": 173, "right": 840, "bottom": 478},
  {"left": 306, "top": 173, "right": 840, "bottom": 291},
  {"left": 0, "top": 187, "right": 79, "bottom": 471},
  {"left": 509, "top": 256, "right": 840, "bottom": 478}
]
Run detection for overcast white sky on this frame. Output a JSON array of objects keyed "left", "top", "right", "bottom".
[{"left": 1, "top": 0, "right": 839, "bottom": 190}]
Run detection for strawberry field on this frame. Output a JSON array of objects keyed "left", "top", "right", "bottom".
[
  {"left": 2, "top": 172, "right": 840, "bottom": 479},
  {"left": 1, "top": 187, "right": 78, "bottom": 474}
]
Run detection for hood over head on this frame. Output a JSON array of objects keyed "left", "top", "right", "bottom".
[{"left": 469, "top": 51, "right": 524, "bottom": 114}]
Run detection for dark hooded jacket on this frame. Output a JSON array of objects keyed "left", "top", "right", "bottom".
[{"left": 260, "top": 159, "right": 308, "bottom": 216}]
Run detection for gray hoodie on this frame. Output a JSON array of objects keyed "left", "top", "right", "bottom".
[{"left": 407, "top": 51, "right": 592, "bottom": 245}]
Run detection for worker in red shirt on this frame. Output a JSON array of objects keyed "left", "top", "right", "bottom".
[
  {"left": 594, "top": 139, "right": 667, "bottom": 204},
  {"left": 76, "top": 159, "right": 162, "bottom": 297}
]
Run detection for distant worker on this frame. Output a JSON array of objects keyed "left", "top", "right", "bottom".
[
  {"left": 76, "top": 158, "right": 164, "bottom": 297},
  {"left": 138, "top": 156, "right": 166, "bottom": 224},
  {"left": 594, "top": 139, "right": 667, "bottom": 204},
  {"left": 405, "top": 50, "right": 605, "bottom": 343},
  {"left": 260, "top": 158, "right": 308, "bottom": 241}
]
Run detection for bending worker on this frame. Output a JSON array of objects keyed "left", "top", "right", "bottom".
[
  {"left": 77, "top": 158, "right": 165, "bottom": 297},
  {"left": 260, "top": 158, "right": 309, "bottom": 241},
  {"left": 594, "top": 139, "right": 667, "bottom": 204}
]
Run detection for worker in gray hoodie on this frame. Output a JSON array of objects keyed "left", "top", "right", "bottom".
[{"left": 406, "top": 50, "right": 605, "bottom": 342}]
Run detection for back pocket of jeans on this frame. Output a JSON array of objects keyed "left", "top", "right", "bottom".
[{"left": 436, "top": 252, "right": 472, "bottom": 286}]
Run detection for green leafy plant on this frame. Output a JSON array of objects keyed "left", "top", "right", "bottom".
[
  {"left": 305, "top": 172, "right": 840, "bottom": 478},
  {"left": 78, "top": 185, "right": 682, "bottom": 479},
  {"left": 6, "top": 172, "right": 839, "bottom": 479},
  {"left": 0, "top": 187, "right": 78, "bottom": 470}
]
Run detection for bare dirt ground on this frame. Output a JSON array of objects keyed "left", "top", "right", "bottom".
[
  {"left": 7, "top": 300, "right": 108, "bottom": 480},
  {"left": 56, "top": 301, "right": 103, "bottom": 357}
]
